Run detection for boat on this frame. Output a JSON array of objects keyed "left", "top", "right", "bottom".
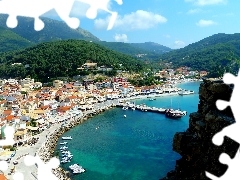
[
  {"left": 60, "top": 142, "right": 68, "bottom": 145},
  {"left": 62, "top": 136, "right": 72, "bottom": 140},
  {"left": 124, "top": 115, "right": 127, "bottom": 118},
  {"left": 122, "top": 106, "right": 128, "bottom": 110},
  {"left": 69, "top": 164, "right": 85, "bottom": 174},
  {"left": 165, "top": 109, "right": 187, "bottom": 119},
  {"left": 178, "top": 90, "right": 194, "bottom": 95}
]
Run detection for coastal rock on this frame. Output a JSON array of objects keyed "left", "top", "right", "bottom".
[{"left": 161, "top": 79, "right": 239, "bottom": 180}]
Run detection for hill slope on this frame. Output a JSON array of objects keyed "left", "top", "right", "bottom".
[
  {"left": 96, "top": 41, "right": 172, "bottom": 60},
  {"left": 0, "top": 40, "right": 146, "bottom": 82},
  {"left": 129, "top": 42, "right": 172, "bottom": 54},
  {"left": 0, "top": 26, "right": 34, "bottom": 52},
  {"left": 159, "top": 33, "right": 240, "bottom": 77},
  {"left": 0, "top": 15, "right": 100, "bottom": 44}
]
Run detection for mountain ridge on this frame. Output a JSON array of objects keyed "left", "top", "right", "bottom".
[{"left": 158, "top": 33, "right": 240, "bottom": 76}]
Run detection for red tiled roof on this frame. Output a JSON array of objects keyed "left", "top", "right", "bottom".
[{"left": 0, "top": 174, "right": 7, "bottom": 180}]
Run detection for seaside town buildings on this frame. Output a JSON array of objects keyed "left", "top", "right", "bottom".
[{"left": 0, "top": 67, "right": 207, "bottom": 149}]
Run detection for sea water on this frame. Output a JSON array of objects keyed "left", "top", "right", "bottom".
[{"left": 56, "top": 81, "right": 201, "bottom": 180}]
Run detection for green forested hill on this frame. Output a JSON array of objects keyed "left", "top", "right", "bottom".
[
  {"left": 0, "top": 15, "right": 100, "bottom": 44},
  {"left": 159, "top": 33, "right": 240, "bottom": 77},
  {"left": 0, "top": 40, "right": 146, "bottom": 82},
  {"left": 0, "top": 26, "right": 33, "bottom": 52}
]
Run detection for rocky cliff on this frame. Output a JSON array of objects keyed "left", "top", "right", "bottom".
[{"left": 161, "top": 79, "right": 239, "bottom": 180}]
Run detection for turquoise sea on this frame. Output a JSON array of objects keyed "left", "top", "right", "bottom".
[{"left": 55, "top": 81, "right": 201, "bottom": 180}]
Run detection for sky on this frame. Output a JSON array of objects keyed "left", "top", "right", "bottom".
[{"left": 44, "top": 0, "right": 240, "bottom": 49}]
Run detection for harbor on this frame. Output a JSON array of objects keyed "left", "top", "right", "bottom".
[
  {"left": 117, "top": 101, "right": 187, "bottom": 119},
  {"left": 53, "top": 80, "right": 201, "bottom": 180}
]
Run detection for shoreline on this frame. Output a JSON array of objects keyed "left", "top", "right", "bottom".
[
  {"left": 5, "top": 81, "right": 201, "bottom": 179},
  {"left": 38, "top": 92, "right": 187, "bottom": 179}
]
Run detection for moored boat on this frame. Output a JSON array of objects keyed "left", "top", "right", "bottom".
[
  {"left": 178, "top": 90, "right": 194, "bottom": 95},
  {"left": 69, "top": 164, "right": 85, "bottom": 174},
  {"left": 62, "top": 136, "right": 72, "bottom": 140}
]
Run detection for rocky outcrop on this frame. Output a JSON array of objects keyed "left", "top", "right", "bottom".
[{"left": 161, "top": 79, "right": 239, "bottom": 180}]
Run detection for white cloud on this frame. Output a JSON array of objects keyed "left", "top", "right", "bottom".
[
  {"left": 164, "top": 34, "right": 171, "bottom": 38},
  {"left": 114, "top": 34, "right": 128, "bottom": 42},
  {"left": 185, "top": 0, "right": 227, "bottom": 6},
  {"left": 187, "top": 8, "right": 202, "bottom": 14},
  {"left": 196, "top": 19, "right": 217, "bottom": 27},
  {"left": 94, "top": 10, "right": 167, "bottom": 30},
  {"left": 174, "top": 40, "right": 186, "bottom": 48}
]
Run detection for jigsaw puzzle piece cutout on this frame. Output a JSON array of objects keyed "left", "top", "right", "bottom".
[
  {"left": 0, "top": 0, "right": 79, "bottom": 31},
  {"left": 222, "top": 73, "right": 236, "bottom": 85},
  {"left": 86, "top": 7, "right": 98, "bottom": 19},
  {"left": 24, "top": 155, "right": 60, "bottom": 180},
  {"left": 77, "top": 0, "right": 122, "bottom": 30},
  {"left": 212, "top": 123, "right": 240, "bottom": 148},
  {"left": 205, "top": 135, "right": 239, "bottom": 179},
  {"left": 219, "top": 71, "right": 240, "bottom": 121},
  {"left": 0, "top": 126, "right": 15, "bottom": 146},
  {"left": 54, "top": 0, "right": 80, "bottom": 29},
  {"left": 0, "top": 161, "right": 8, "bottom": 172},
  {"left": 216, "top": 100, "right": 230, "bottom": 111},
  {"left": 206, "top": 148, "right": 240, "bottom": 180},
  {"left": 107, "top": 12, "right": 117, "bottom": 30},
  {"left": 12, "top": 172, "right": 24, "bottom": 180}
]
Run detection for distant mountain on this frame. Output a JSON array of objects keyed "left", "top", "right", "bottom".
[
  {"left": 0, "top": 26, "right": 33, "bottom": 52},
  {"left": 0, "top": 40, "right": 147, "bottom": 82},
  {"left": 96, "top": 41, "right": 150, "bottom": 55},
  {"left": 129, "top": 42, "right": 172, "bottom": 54},
  {"left": 96, "top": 41, "right": 172, "bottom": 60},
  {"left": 0, "top": 14, "right": 100, "bottom": 44},
  {"left": 159, "top": 33, "right": 240, "bottom": 77}
]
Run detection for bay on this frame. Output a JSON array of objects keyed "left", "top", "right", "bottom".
[{"left": 55, "top": 81, "right": 202, "bottom": 180}]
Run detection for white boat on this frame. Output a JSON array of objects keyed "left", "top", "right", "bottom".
[
  {"left": 60, "top": 142, "right": 68, "bottom": 145},
  {"left": 69, "top": 164, "right": 85, "bottom": 174},
  {"left": 122, "top": 106, "right": 128, "bottom": 110},
  {"left": 124, "top": 115, "right": 126, "bottom": 118},
  {"left": 62, "top": 136, "right": 72, "bottom": 140},
  {"left": 178, "top": 90, "right": 194, "bottom": 95},
  {"left": 60, "top": 146, "right": 68, "bottom": 150}
]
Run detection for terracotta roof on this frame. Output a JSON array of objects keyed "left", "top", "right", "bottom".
[
  {"left": 0, "top": 174, "right": 7, "bottom": 180},
  {"left": 40, "top": 105, "right": 49, "bottom": 110},
  {"left": 3, "top": 110, "right": 12, "bottom": 115},
  {"left": 58, "top": 106, "right": 71, "bottom": 112},
  {"left": 6, "top": 115, "right": 15, "bottom": 121}
]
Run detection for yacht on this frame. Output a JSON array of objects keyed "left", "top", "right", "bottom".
[
  {"left": 165, "top": 109, "right": 187, "bottom": 119},
  {"left": 178, "top": 90, "right": 194, "bottom": 95},
  {"left": 62, "top": 136, "right": 72, "bottom": 140},
  {"left": 60, "top": 146, "right": 68, "bottom": 150},
  {"left": 69, "top": 164, "right": 85, "bottom": 174},
  {"left": 60, "top": 142, "right": 68, "bottom": 145}
]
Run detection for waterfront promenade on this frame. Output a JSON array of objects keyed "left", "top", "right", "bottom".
[
  {"left": 2, "top": 90, "right": 191, "bottom": 180},
  {"left": 3, "top": 99, "right": 119, "bottom": 180}
]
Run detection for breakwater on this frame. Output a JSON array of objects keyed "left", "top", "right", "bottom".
[{"left": 36, "top": 101, "right": 117, "bottom": 180}]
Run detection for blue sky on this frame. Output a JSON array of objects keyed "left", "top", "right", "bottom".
[{"left": 45, "top": 0, "right": 240, "bottom": 49}]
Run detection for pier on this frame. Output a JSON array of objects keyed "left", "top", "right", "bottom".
[{"left": 116, "top": 102, "right": 187, "bottom": 118}]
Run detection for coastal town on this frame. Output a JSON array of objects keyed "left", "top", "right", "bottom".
[{"left": 0, "top": 66, "right": 207, "bottom": 180}]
